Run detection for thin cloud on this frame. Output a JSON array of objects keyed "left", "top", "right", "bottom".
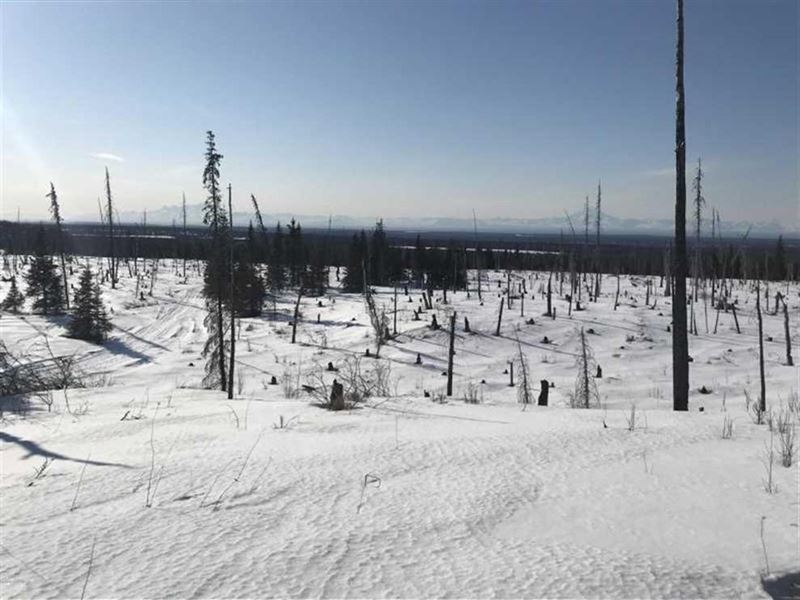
[{"left": 89, "top": 152, "right": 124, "bottom": 163}]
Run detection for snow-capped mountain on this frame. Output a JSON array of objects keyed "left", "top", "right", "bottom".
[{"left": 79, "top": 204, "right": 798, "bottom": 237}]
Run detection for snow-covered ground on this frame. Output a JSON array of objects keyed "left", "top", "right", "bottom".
[{"left": 1, "top": 258, "right": 798, "bottom": 598}]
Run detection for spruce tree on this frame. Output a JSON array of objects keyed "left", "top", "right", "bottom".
[
  {"left": 1, "top": 277, "right": 25, "bottom": 313},
  {"left": 286, "top": 218, "right": 306, "bottom": 288},
  {"left": 343, "top": 231, "right": 368, "bottom": 292},
  {"left": 305, "top": 249, "right": 328, "bottom": 297},
  {"left": 267, "top": 222, "right": 286, "bottom": 292},
  {"left": 201, "top": 130, "right": 229, "bottom": 391},
  {"left": 67, "top": 267, "right": 112, "bottom": 343},
  {"left": 233, "top": 242, "right": 266, "bottom": 317},
  {"left": 46, "top": 183, "right": 70, "bottom": 309},
  {"left": 25, "top": 227, "right": 64, "bottom": 315},
  {"left": 772, "top": 236, "right": 787, "bottom": 281},
  {"left": 370, "top": 219, "right": 389, "bottom": 286}
]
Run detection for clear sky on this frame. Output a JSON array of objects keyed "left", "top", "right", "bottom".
[{"left": 1, "top": 0, "right": 797, "bottom": 224}]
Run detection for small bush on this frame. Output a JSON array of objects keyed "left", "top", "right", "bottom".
[
  {"left": 776, "top": 410, "right": 795, "bottom": 467},
  {"left": 721, "top": 415, "right": 734, "bottom": 439},
  {"left": 463, "top": 382, "right": 480, "bottom": 404}
]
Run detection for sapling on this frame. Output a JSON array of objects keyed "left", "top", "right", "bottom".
[
  {"left": 762, "top": 430, "right": 778, "bottom": 494},
  {"left": 572, "top": 327, "right": 599, "bottom": 408}
]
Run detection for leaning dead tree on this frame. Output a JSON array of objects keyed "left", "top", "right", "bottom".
[{"left": 672, "top": 0, "right": 690, "bottom": 412}]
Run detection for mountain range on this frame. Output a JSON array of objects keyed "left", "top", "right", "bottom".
[{"left": 77, "top": 203, "right": 798, "bottom": 238}]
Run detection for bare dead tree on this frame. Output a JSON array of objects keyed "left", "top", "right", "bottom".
[
  {"left": 446, "top": 312, "right": 456, "bottom": 396},
  {"left": 363, "top": 261, "right": 388, "bottom": 356},
  {"left": 595, "top": 180, "right": 602, "bottom": 247},
  {"left": 473, "top": 209, "right": 482, "bottom": 302},
  {"left": 594, "top": 181, "right": 602, "bottom": 300},
  {"left": 584, "top": 195, "right": 590, "bottom": 247},
  {"left": 182, "top": 192, "right": 187, "bottom": 280},
  {"left": 516, "top": 331, "right": 533, "bottom": 406},
  {"left": 227, "top": 184, "right": 236, "bottom": 399},
  {"left": 573, "top": 327, "right": 599, "bottom": 408},
  {"left": 756, "top": 280, "right": 766, "bottom": 415},
  {"left": 777, "top": 293, "right": 793, "bottom": 366},
  {"left": 105, "top": 167, "right": 117, "bottom": 288},
  {"left": 291, "top": 286, "right": 303, "bottom": 344},
  {"left": 495, "top": 297, "right": 504, "bottom": 336},
  {"left": 672, "top": 0, "right": 690, "bottom": 411}
]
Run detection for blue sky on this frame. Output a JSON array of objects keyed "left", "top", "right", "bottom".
[{"left": 2, "top": 0, "right": 797, "bottom": 224}]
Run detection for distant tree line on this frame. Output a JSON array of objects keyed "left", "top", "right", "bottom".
[{"left": 1, "top": 219, "right": 797, "bottom": 285}]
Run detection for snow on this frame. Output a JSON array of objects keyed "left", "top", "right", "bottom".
[{"left": 1, "top": 258, "right": 798, "bottom": 598}]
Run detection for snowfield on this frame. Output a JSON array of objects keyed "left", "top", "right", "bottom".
[{"left": 1, "top": 258, "right": 798, "bottom": 599}]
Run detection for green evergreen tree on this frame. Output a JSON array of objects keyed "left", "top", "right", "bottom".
[
  {"left": 67, "top": 267, "right": 112, "bottom": 343},
  {"left": 1, "top": 277, "right": 25, "bottom": 313},
  {"left": 267, "top": 222, "right": 286, "bottom": 292},
  {"left": 343, "top": 230, "right": 368, "bottom": 292},
  {"left": 25, "top": 227, "right": 64, "bottom": 315},
  {"left": 233, "top": 241, "right": 266, "bottom": 317},
  {"left": 46, "top": 182, "right": 71, "bottom": 309},
  {"left": 369, "top": 219, "right": 389, "bottom": 286},
  {"left": 772, "top": 236, "right": 787, "bottom": 281},
  {"left": 286, "top": 218, "right": 306, "bottom": 288},
  {"left": 304, "top": 248, "right": 328, "bottom": 297},
  {"left": 200, "top": 130, "right": 228, "bottom": 391}
]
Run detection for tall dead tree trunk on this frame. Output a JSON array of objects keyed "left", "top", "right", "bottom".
[
  {"left": 777, "top": 294, "right": 793, "bottom": 366},
  {"left": 105, "top": 168, "right": 116, "bottom": 288},
  {"left": 756, "top": 280, "right": 766, "bottom": 414},
  {"left": 672, "top": 0, "right": 690, "bottom": 411},
  {"left": 291, "top": 286, "right": 303, "bottom": 344},
  {"left": 227, "top": 184, "right": 236, "bottom": 399},
  {"left": 446, "top": 312, "right": 456, "bottom": 396},
  {"left": 495, "top": 297, "right": 504, "bottom": 336},
  {"left": 182, "top": 192, "right": 187, "bottom": 280},
  {"left": 473, "top": 209, "right": 482, "bottom": 302},
  {"left": 393, "top": 283, "right": 398, "bottom": 336}
]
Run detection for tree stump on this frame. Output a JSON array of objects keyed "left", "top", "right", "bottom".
[
  {"left": 330, "top": 379, "right": 345, "bottom": 411},
  {"left": 538, "top": 380, "right": 549, "bottom": 406}
]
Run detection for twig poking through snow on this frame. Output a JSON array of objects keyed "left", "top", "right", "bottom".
[
  {"left": 145, "top": 403, "right": 161, "bottom": 507},
  {"left": 70, "top": 454, "right": 90, "bottom": 511},
  {"left": 212, "top": 429, "right": 265, "bottom": 511},
  {"left": 80, "top": 537, "right": 96, "bottom": 600},
  {"left": 356, "top": 473, "right": 382, "bottom": 514},
  {"left": 760, "top": 516, "right": 770, "bottom": 576}
]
